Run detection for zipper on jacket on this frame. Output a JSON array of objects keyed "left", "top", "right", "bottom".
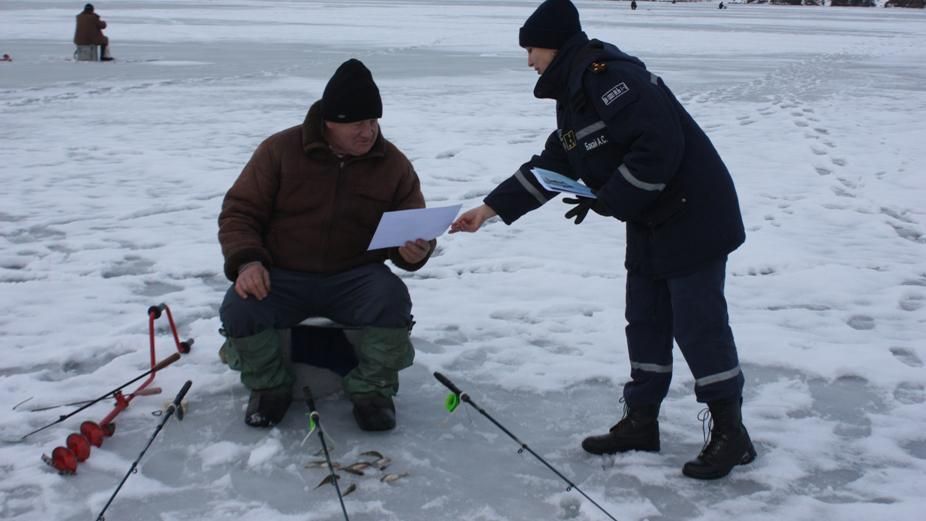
[{"left": 322, "top": 160, "right": 347, "bottom": 270}]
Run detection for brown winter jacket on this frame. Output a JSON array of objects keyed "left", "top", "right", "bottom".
[
  {"left": 74, "top": 11, "right": 107, "bottom": 46},
  {"left": 218, "top": 101, "right": 435, "bottom": 281}
]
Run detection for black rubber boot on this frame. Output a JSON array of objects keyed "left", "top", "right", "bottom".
[
  {"left": 351, "top": 394, "right": 396, "bottom": 431},
  {"left": 682, "top": 398, "right": 757, "bottom": 479},
  {"left": 582, "top": 404, "right": 661, "bottom": 455},
  {"left": 244, "top": 385, "right": 292, "bottom": 427}
]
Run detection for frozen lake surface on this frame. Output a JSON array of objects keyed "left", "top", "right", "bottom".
[{"left": 1, "top": 1, "right": 925, "bottom": 520}]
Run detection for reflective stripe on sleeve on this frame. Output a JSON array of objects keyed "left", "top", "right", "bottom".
[
  {"left": 514, "top": 169, "right": 549, "bottom": 205},
  {"left": 630, "top": 361, "right": 673, "bottom": 374},
  {"left": 695, "top": 366, "right": 742, "bottom": 387},
  {"left": 575, "top": 121, "right": 607, "bottom": 141},
  {"left": 618, "top": 163, "right": 666, "bottom": 192}
]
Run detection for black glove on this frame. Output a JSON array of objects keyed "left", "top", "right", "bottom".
[{"left": 563, "top": 196, "right": 612, "bottom": 224}]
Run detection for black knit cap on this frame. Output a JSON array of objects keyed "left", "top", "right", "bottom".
[
  {"left": 518, "top": 0, "right": 582, "bottom": 50},
  {"left": 321, "top": 59, "right": 382, "bottom": 123}
]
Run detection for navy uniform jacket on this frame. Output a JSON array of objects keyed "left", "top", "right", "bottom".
[{"left": 484, "top": 33, "right": 745, "bottom": 278}]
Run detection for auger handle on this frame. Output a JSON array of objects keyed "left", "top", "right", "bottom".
[
  {"left": 153, "top": 352, "right": 181, "bottom": 372},
  {"left": 147, "top": 303, "right": 167, "bottom": 319},
  {"left": 433, "top": 372, "right": 463, "bottom": 396},
  {"left": 178, "top": 338, "right": 194, "bottom": 354}
]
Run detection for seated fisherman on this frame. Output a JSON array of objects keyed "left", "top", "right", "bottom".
[
  {"left": 74, "top": 4, "right": 113, "bottom": 61},
  {"left": 217, "top": 59, "right": 435, "bottom": 431}
]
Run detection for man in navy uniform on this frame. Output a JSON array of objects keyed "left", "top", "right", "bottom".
[{"left": 451, "top": 0, "right": 755, "bottom": 480}]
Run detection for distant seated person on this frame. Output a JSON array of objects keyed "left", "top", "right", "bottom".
[
  {"left": 74, "top": 4, "right": 113, "bottom": 61},
  {"left": 217, "top": 59, "right": 436, "bottom": 432}
]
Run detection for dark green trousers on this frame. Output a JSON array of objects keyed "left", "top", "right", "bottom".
[{"left": 219, "top": 264, "right": 415, "bottom": 396}]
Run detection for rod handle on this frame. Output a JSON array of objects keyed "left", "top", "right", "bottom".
[
  {"left": 172, "top": 381, "right": 192, "bottom": 406},
  {"left": 433, "top": 372, "right": 463, "bottom": 396},
  {"left": 303, "top": 386, "right": 318, "bottom": 413},
  {"left": 171, "top": 380, "right": 192, "bottom": 420}
]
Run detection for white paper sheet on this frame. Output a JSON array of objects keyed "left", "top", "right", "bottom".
[
  {"left": 367, "top": 204, "right": 462, "bottom": 250},
  {"left": 530, "top": 167, "right": 597, "bottom": 199}
]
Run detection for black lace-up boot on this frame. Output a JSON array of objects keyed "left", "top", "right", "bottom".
[
  {"left": 682, "top": 398, "right": 757, "bottom": 479},
  {"left": 581, "top": 403, "right": 661, "bottom": 455}
]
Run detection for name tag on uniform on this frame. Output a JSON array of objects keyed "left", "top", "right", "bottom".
[{"left": 601, "top": 82, "right": 630, "bottom": 106}]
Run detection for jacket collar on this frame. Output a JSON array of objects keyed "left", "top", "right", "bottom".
[
  {"left": 533, "top": 32, "right": 589, "bottom": 102},
  {"left": 302, "top": 100, "right": 386, "bottom": 161}
]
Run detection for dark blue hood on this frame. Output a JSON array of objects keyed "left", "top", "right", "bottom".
[{"left": 534, "top": 33, "right": 646, "bottom": 101}]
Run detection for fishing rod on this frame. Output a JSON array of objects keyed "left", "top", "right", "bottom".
[
  {"left": 13, "top": 306, "right": 193, "bottom": 415},
  {"left": 15, "top": 387, "right": 169, "bottom": 413},
  {"left": 95, "top": 380, "right": 192, "bottom": 521},
  {"left": 434, "top": 372, "right": 619, "bottom": 521},
  {"left": 304, "top": 386, "right": 350, "bottom": 521},
  {"left": 19, "top": 352, "right": 181, "bottom": 441},
  {"left": 17, "top": 398, "right": 95, "bottom": 413},
  {"left": 21, "top": 303, "right": 193, "bottom": 442},
  {"left": 29, "top": 303, "right": 193, "bottom": 475}
]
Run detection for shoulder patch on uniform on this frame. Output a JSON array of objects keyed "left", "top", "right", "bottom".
[
  {"left": 589, "top": 61, "right": 607, "bottom": 73},
  {"left": 601, "top": 82, "right": 630, "bottom": 106}
]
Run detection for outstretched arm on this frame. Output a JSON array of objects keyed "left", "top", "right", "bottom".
[
  {"left": 481, "top": 130, "right": 572, "bottom": 225},
  {"left": 450, "top": 204, "right": 497, "bottom": 233}
]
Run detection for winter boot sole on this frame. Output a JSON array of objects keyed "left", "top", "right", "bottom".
[
  {"left": 581, "top": 435, "right": 660, "bottom": 455},
  {"left": 682, "top": 436, "right": 757, "bottom": 480},
  {"left": 581, "top": 420, "right": 660, "bottom": 455}
]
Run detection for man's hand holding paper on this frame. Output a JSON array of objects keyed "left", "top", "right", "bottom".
[
  {"left": 368, "top": 204, "right": 462, "bottom": 250},
  {"left": 397, "top": 238, "right": 432, "bottom": 263}
]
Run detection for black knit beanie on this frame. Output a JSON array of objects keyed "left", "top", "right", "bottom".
[
  {"left": 518, "top": 0, "right": 581, "bottom": 50},
  {"left": 321, "top": 59, "right": 382, "bottom": 123}
]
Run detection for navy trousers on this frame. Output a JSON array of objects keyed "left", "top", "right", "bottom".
[
  {"left": 622, "top": 257, "right": 744, "bottom": 405},
  {"left": 219, "top": 263, "right": 412, "bottom": 338}
]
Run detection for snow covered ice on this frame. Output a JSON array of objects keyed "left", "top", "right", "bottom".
[{"left": 1, "top": 1, "right": 925, "bottom": 520}]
